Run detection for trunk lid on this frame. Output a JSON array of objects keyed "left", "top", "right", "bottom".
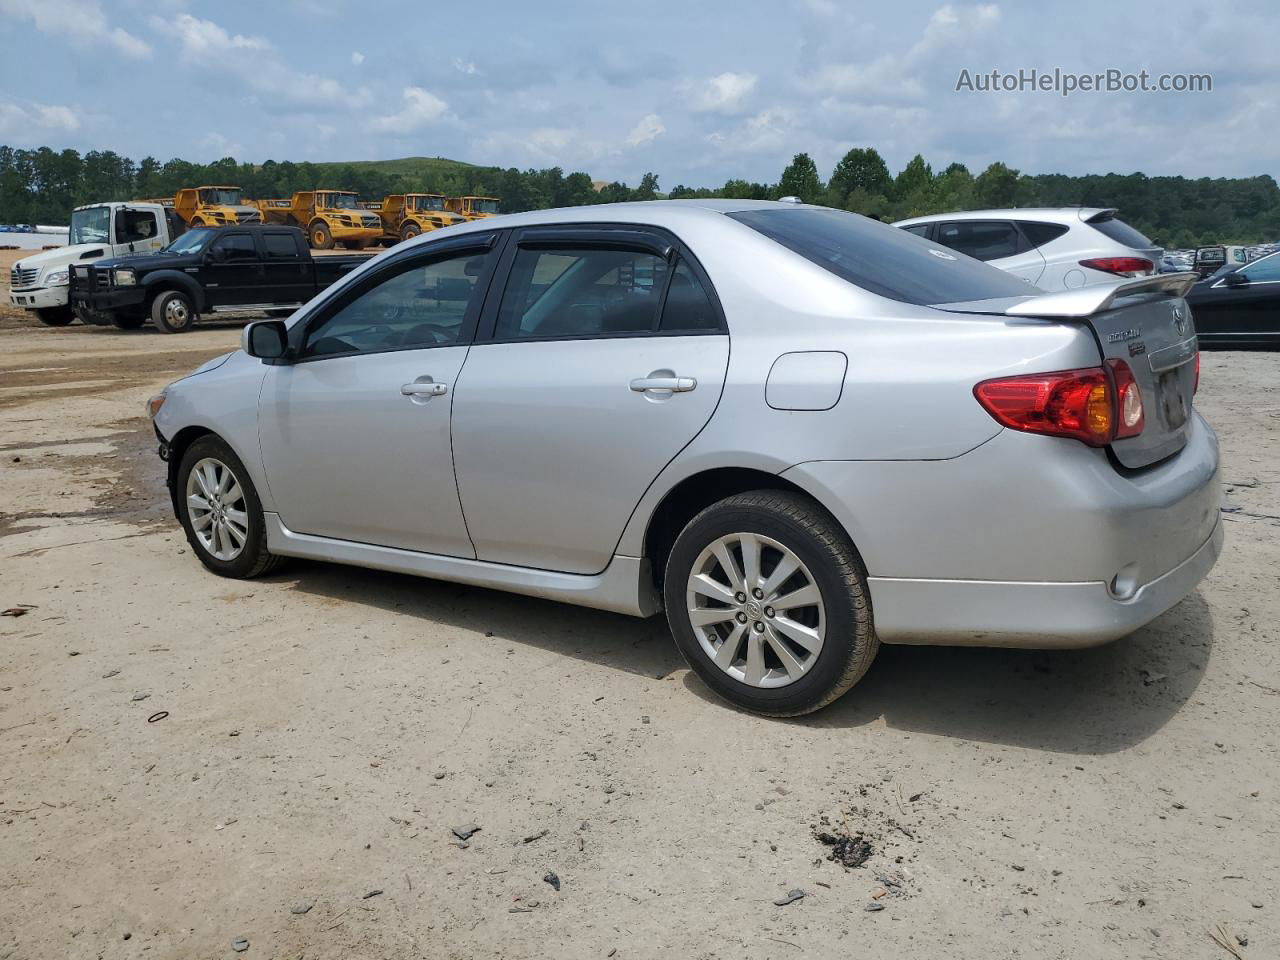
[{"left": 942, "top": 272, "right": 1199, "bottom": 469}]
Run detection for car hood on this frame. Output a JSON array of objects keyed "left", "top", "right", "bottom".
[
  {"left": 14, "top": 243, "right": 111, "bottom": 272},
  {"left": 92, "top": 251, "right": 190, "bottom": 271}
]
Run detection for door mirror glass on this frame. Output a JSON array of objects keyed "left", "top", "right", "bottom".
[
  {"left": 1224, "top": 271, "right": 1249, "bottom": 287},
  {"left": 243, "top": 320, "right": 289, "bottom": 359},
  {"left": 208, "top": 245, "right": 228, "bottom": 263}
]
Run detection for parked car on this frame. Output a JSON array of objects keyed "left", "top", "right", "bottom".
[
  {"left": 894, "top": 208, "right": 1162, "bottom": 290},
  {"left": 1186, "top": 249, "right": 1280, "bottom": 347},
  {"left": 71, "top": 225, "right": 369, "bottom": 332},
  {"left": 148, "top": 201, "right": 1220, "bottom": 716}
]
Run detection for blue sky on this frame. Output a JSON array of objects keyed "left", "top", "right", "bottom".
[{"left": 0, "top": 0, "right": 1273, "bottom": 187}]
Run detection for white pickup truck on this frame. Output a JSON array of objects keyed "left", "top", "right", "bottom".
[{"left": 9, "top": 201, "right": 182, "bottom": 325}]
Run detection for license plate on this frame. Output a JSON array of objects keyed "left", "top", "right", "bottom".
[{"left": 1158, "top": 371, "right": 1188, "bottom": 429}]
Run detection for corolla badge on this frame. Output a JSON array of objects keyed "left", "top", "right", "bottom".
[
  {"left": 928, "top": 249, "right": 957, "bottom": 260},
  {"left": 1172, "top": 304, "right": 1188, "bottom": 335}
]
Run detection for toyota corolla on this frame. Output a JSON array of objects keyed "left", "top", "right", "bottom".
[{"left": 148, "top": 200, "right": 1221, "bottom": 716}]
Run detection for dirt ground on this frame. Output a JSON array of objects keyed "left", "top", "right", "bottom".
[{"left": 0, "top": 298, "right": 1277, "bottom": 959}]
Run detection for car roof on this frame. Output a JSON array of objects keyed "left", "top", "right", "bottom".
[{"left": 894, "top": 207, "right": 1117, "bottom": 227}]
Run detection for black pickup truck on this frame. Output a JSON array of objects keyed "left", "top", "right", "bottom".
[{"left": 70, "top": 225, "right": 370, "bottom": 332}]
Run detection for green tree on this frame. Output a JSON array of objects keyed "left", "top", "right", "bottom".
[
  {"left": 828, "top": 147, "right": 892, "bottom": 208},
  {"left": 634, "top": 172, "right": 660, "bottom": 201},
  {"left": 975, "top": 161, "right": 1019, "bottom": 208},
  {"left": 777, "top": 153, "right": 822, "bottom": 203}
]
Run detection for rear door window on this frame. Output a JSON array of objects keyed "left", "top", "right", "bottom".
[
  {"left": 934, "top": 220, "right": 1021, "bottom": 261},
  {"left": 1016, "top": 221, "right": 1069, "bottom": 249},
  {"left": 901, "top": 224, "right": 931, "bottom": 238},
  {"left": 728, "top": 208, "right": 1033, "bottom": 306},
  {"left": 660, "top": 258, "right": 720, "bottom": 332},
  {"left": 264, "top": 233, "right": 300, "bottom": 258}
]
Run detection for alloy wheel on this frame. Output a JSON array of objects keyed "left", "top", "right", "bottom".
[
  {"left": 185, "top": 457, "right": 249, "bottom": 561},
  {"left": 685, "top": 532, "right": 826, "bottom": 688}
]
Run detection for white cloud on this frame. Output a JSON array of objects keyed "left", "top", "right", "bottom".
[
  {"left": 369, "top": 87, "right": 449, "bottom": 133},
  {"left": 625, "top": 113, "right": 665, "bottom": 147},
  {"left": 691, "top": 71, "right": 758, "bottom": 113},
  {"left": 351, "top": 50, "right": 364, "bottom": 66},
  {"left": 0, "top": 101, "right": 80, "bottom": 136},
  {"left": 453, "top": 57, "right": 478, "bottom": 76},
  {"left": 706, "top": 108, "right": 794, "bottom": 154},
  {"left": 0, "top": 0, "right": 150, "bottom": 58},
  {"left": 150, "top": 13, "right": 268, "bottom": 57},
  {"left": 199, "top": 131, "right": 244, "bottom": 158}
]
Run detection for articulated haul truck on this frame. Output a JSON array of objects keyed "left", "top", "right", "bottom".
[{"left": 255, "top": 190, "right": 382, "bottom": 249}]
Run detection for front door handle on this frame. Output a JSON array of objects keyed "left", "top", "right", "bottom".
[
  {"left": 630, "top": 376, "right": 696, "bottom": 393},
  {"left": 401, "top": 381, "right": 448, "bottom": 397}
]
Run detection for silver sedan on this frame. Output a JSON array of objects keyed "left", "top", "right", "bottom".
[{"left": 149, "top": 201, "right": 1221, "bottom": 715}]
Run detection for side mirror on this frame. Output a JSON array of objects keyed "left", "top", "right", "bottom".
[
  {"left": 242, "top": 320, "right": 289, "bottom": 360},
  {"left": 208, "top": 246, "right": 227, "bottom": 263},
  {"left": 1224, "top": 271, "right": 1249, "bottom": 288},
  {"left": 114, "top": 209, "right": 129, "bottom": 242}
]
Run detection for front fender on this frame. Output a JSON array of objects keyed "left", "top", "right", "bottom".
[{"left": 142, "top": 270, "right": 207, "bottom": 312}]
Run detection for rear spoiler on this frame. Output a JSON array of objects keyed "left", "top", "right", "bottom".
[{"left": 1004, "top": 272, "right": 1198, "bottom": 319}]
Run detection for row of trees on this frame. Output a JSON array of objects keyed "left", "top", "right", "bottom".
[{"left": 3, "top": 143, "right": 1278, "bottom": 248}]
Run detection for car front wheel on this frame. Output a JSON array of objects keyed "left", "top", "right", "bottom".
[
  {"left": 664, "top": 490, "right": 877, "bottom": 717},
  {"left": 176, "top": 436, "right": 282, "bottom": 579},
  {"left": 152, "top": 290, "right": 197, "bottom": 333}
]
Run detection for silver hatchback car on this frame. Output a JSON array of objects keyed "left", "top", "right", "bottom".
[{"left": 150, "top": 201, "right": 1221, "bottom": 716}]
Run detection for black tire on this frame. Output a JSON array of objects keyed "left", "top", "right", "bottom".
[
  {"left": 176, "top": 435, "right": 282, "bottom": 579},
  {"left": 663, "top": 490, "right": 877, "bottom": 717},
  {"left": 310, "top": 221, "right": 334, "bottom": 250},
  {"left": 34, "top": 306, "right": 74, "bottom": 326},
  {"left": 400, "top": 222, "right": 422, "bottom": 242},
  {"left": 151, "top": 289, "right": 197, "bottom": 333},
  {"left": 112, "top": 314, "right": 145, "bottom": 330}
]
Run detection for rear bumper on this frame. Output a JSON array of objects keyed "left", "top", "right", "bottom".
[
  {"left": 868, "top": 518, "right": 1222, "bottom": 647},
  {"left": 9, "top": 287, "right": 66, "bottom": 310},
  {"left": 783, "top": 410, "right": 1221, "bottom": 647}
]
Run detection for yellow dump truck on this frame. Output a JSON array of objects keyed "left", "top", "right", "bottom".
[
  {"left": 444, "top": 196, "right": 501, "bottom": 221},
  {"left": 255, "top": 190, "right": 382, "bottom": 249},
  {"left": 173, "top": 186, "right": 262, "bottom": 227},
  {"left": 363, "top": 193, "right": 467, "bottom": 244}
]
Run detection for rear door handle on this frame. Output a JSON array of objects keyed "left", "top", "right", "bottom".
[
  {"left": 630, "top": 376, "right": 696, "bottom": 393},
  {"left": 401, "top": 381, "right": 448, "bottom": 397}
]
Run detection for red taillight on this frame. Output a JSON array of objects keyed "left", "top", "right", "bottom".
[
  {"left": 974, "top": 362, "right": 1145, "bottom": 447},
  {"left": 1079, "top": 256, "right": 1154, "bottom": 277},
  {"left": 1193, "top": 351, "right": 1200, "bottom": 393},
  {"left": 1107, "top": 358, "right": 1144, "bottom": 438}
]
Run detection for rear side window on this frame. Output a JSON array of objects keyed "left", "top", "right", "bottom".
[
  {"left": 494, "top": 246, "right": 671, "bottom": 339},
  {"left": 264, "top": 233, "right": 299, "bottom": 258},
  {"left": 1088, "top": 214, "right": 1153, "bottom": 249},
  {"left": 728, "top": 208, "right": 1033, "bottom": 306},
  {"left": 901, "top": 224, "right": 930, "bottom": 238},
  {"left": 660, "top": 258, "right": 719, "bottom": 332},
  {"left": 934, "top": 221, "right": 1021, "bottom": 261},
  {"left": 1016, "top": 221, "right": 1069, "bottom": 249}
]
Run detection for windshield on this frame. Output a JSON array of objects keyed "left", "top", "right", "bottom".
[
  {"left": 728, "top": 207, "right": 1035, "bottom": 306},
  {"left": 412, "top": 195, "right": 446, "bottom": 211},
  {"left": 165, "top": 228, "right": 215, "bottom": 254},
  {"left": 322, "top": 193, "right": 361, "bottom": 210},
  {"left": 70, "top": 206, "right": 111, "bottom": 245},
  {"left": 474, "top": 199, "right": 500, "bottom": 214},
  {"left": 199, "top": 188, "right": 243, "bottom": 207}
]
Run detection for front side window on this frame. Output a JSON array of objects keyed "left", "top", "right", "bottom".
[
  {"left": 211, "top": 233, "right": 257, "bottom": 261},
  {"left": 729, "top": 208, "right": 1033, "bottom": 306},
  {"left": 302, "top": 251, "right": 489, "bottom": 358},
  {"left": 934, "top": 220, "right": 1021, "bottom": 261},
  {"left": 121, "top": 210, "right": 158, "bottom": 243},
  {"left": 494, "top": 246, "right": 670, "bottom": 339},
  {"left": 1240, "top": 252, "right": 1280, "bottom": 282}
]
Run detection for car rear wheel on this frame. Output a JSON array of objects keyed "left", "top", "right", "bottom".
[
  {"left": 152, "top": 290, "right": 197, "bottom": 333},
  {"left": 34, "top": 306, "right": 74, "bottom": 326},
  {"left": 176, "top": 435, "right": 282, "bottom": 579},
  {"left": 664, "top": 490, "right": 877, "bottom": 717}
]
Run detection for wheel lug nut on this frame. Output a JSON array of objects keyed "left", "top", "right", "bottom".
[
  {"left": 736, "top": 612, "right": 748, "bottom": 624},
  {"left": 752, "top": 588, "right": 764, "bottom": 600},
  {"left": 753, "top": 621, "right": 765, "bottom": 632},
  {"left": 735, "top": 592, "right": 746, "bottom": 603},
  {"left": 765, "top": 607, "right": 774, "bottom": 618}
]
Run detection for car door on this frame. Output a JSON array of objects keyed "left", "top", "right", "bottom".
[
  {"left": 205, "top": 231, "right": 264, "bottom": 305},
  {"left": 934, "top": 220, "right": 1045, "bottom": 284},
  {"left": 257, "top": 233, "right": 500, "bottom": 556},
  {"left": 1199, "top": 254, "right": 1280, "bottom": 341},
  {"left": 450, "top": 226, "right": 730, "bottom": 574},
  {"left": 259, "top": 230, "right": 310, "bottom": 304}
]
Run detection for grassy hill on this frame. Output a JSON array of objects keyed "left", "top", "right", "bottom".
[{"left": 306, "top": 156, "right": 494, "bottom": 181}]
